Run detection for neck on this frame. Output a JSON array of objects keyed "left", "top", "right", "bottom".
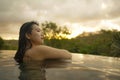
[{"left": 31, "top": 41, "right": 43, "bottom": 47}]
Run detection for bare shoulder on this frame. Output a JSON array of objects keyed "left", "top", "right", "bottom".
[
  {"left": 25, "top": 45, "right": 72, "bottom": 60},
  {"left": 24, "top": 46, "right": 45, "bottom": 61},
  {"left": 34, "top": 45, "right": 72, "bottom": 59}
]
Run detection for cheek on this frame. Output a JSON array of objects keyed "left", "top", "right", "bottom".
[
  {"left": 32, "top": 32, "right": 40, "bottom": 37},
  {"left": 32, "top": 33, "right": 42, "bottom": 41},
  {"left": 30, "top": 31, "right": 43, "bottom": 42},
  {"left": 33, "top": 35, "right": 41, "bottom": 40}
]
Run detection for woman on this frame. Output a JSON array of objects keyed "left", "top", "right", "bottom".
[{"left": 14, "top": 21, "right": 72, "bottom": 64}]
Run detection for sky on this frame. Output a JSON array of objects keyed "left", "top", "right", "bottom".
[{"left": 0, "top": 0, "right": 120, "bottom": 39}]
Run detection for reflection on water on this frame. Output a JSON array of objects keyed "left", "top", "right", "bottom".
[
  {"left": 19, "top": 62, "right": 46, "bottom": 80},
  {"left": 19, "top": 59, "right": 72, "bottom": 80},
  {"left": 0, "top": 50, "right": 120, "bottom": 80},
  {"left": 0, "top": 50, "right": 19, "bottom": 80}
]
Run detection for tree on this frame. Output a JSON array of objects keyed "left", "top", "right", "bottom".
[
  {"left": 41, "top": 21, "right": 71, "bottom": 48},
  {"left": 41, "top": 21, "right": 71, "bottom": 39}
]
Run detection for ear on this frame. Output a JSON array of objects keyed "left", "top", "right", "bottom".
[{"left": 25, "top": 33, "right": 30, "bottom": 39}]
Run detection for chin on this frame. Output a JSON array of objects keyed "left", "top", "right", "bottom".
[
  {"left": 39, "top": 40, "right": 44, "bottom": 45},
  {"left": 41, "top": 41, "right": 44, "bottom": 45}
]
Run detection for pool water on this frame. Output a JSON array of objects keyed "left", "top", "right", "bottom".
[{"left": 0, "top": 50, "right": 120, "bottom": 80}]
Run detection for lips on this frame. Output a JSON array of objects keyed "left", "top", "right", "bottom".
[{"left": 41, "top": 36, "right": 44, "bottom": 39}]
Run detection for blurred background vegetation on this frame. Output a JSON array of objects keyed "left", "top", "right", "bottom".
[{"left": 0, "top": 21, "right": 120, "bottom": 57}]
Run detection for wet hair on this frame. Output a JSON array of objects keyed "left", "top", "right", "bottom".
[{"left": 14, "top": 21, "right": 39, "bottom": 64}]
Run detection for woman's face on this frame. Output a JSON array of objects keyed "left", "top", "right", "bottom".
[{"left": 28, "top": 24, "right": 44, "bottom": 45}]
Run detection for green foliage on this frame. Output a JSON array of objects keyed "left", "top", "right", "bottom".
[
  {"left": 73, "top": 30, "right": 113, "bottom": 56},
  {"left": 111, "top": 32, "right": 120, "bottom": 57},
  {"left": 2, "top": 40, "right": 18, "bottom": 50},
  {"left": 0, "top": 37, "right": 4, "bottom": 49}
]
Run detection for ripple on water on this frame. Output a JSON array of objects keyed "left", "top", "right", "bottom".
[{"left": 0, "top": 50, "right": 120, "bottom": 80}]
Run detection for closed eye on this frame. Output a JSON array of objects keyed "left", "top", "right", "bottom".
[
  {"left": 36, "top": 29, "right": 41, "bottom": 32},
  {"left": 37, "top": 30, "right": 40, "bottom": 32}
]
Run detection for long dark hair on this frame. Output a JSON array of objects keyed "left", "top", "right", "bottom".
[{"left": 14, "top": 21, "right": 39, "bottom": 63}]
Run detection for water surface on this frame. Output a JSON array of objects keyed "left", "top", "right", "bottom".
[{"left": 0, "top": 50, "right": 120, "bottom": 80}]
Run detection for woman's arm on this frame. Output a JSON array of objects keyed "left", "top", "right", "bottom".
[{"left": 36, "top": 45, "right": 72, "bottom": 60}]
